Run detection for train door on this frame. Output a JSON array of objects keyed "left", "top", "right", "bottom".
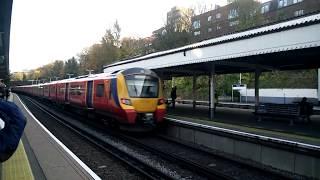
[
  {"left": 65, "top": 83, "right": 69, "bottom": 102},
  {"left": 86, "top": 81, "right": 93, "bottom": 108},
  {"left": 105, "top": 80, "right": 112, "bottom": 113},
  {"left": 55, "top": 85, "right": 57, "bottom": 100}
]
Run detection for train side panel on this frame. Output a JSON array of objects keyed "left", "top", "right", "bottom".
[
  {"left": 69, "top": 81, "right": 86, "bottom": 107},
  {"left": 43, "top": 84, "right": 50, "bottom": 99},
  {"left": 49, "top": 84, "right": 57, "bottom": 101},
  {"left": 56, "top": 83, "right": 66, "bottom": 103},
  {"left": 92, "top": 79, "right": 109, "bottom": 112}
]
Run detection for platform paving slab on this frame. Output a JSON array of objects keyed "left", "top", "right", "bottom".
[
  {"left": 167, "top": 103, "right": 320, "bottom": 146},
  {"left": 12, "top": 94, "right": 100, "bottom": 180}
]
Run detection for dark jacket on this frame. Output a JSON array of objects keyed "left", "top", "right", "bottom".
[
  {"left": 0, "top": 100, "right": 26, "bottom": 162},
  {"left": 171, "top": 87, "right": 177, "bottom": 100}
]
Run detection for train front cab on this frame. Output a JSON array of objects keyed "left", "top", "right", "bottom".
[{"left": 116, "top": 68, "right": 166, "bottom": 129}]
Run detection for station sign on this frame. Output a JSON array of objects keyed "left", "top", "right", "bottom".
[{"left": 232, "top": 84, "right": 246, "bottom": 90}]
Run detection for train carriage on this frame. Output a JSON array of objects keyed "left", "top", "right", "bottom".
[
  {"left": 49, "top": 83, "right": 57, "bottom": 101},
  {"left": 12, "top": 67, "right": 166, "bottom": 131}
]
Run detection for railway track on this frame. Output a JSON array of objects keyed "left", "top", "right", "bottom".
[
  {"left": 20, "top": 95, "right": 282, "bottom": 180},
  {"left": 113, "top": 133, "right": 283, "bottom": 180},
  {"left": 114, "top": 133, "right": 232, "bottom": 179},
  {"left": 21, "top": 96, "right": 173, "bottom": 180}
]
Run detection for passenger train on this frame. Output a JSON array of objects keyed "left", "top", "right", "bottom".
[{"left": 13, "top": 68, "right": 166, "bottom": 130}]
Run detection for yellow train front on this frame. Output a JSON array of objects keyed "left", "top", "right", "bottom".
[{"left": 102, "top": 68, "right": 166, "bottom": 131}]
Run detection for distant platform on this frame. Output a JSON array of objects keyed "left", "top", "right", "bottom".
[
  {"left": 167, "top": 103, "right": 320, "bottom": 146},
  {"left": 0, "top": 94, "right": 100, "bottom": 180}
]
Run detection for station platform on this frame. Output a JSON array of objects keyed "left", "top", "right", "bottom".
[
  {"left": 0, "top": 94, "right": 100, "bottom": 180},
  {"left": 167, "top": 103, "right": 320, "bottom": 146}
]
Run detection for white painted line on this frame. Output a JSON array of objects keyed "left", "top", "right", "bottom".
[
  {"left": 15, "top": 94, "right": 101, "bottom": 180},
  {"left": 166, "top": 117, "right": 320, "bottom": 150}
]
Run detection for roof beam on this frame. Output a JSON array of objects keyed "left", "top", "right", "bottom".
[
  {"left": 214, "top": 61, "right": 277, "bottom": 71},
  {"left": 155, "top": 68, "right": 204, "bottom": 76}
]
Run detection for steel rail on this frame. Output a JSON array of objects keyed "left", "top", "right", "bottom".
[
  {"left": 113, "top": 133, "right": 233, "bottom": 180},
  {"left": 23, "top": 96, "right": 173, "bottom": 180}
]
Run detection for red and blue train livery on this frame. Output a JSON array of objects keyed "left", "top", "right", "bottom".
[{"left": 14, "top": 68, "right": 166, "bottom": 130}]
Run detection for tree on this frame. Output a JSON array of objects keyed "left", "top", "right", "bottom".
[
  {"left": 64, "top": 57, "right": 79, "bottom": 78},
  {"left": 51, "top": 60, "right": 64, "bottom": 80},
  {"left": 38, "top": 63, "right": 53, "bottom": 81},
  {"left": 120, "top": 37, "right": 146, "bottom": 59},
  {"left": 228, "top": 0, "right": 262, "bottom": 31},
  {"left": 11, "top": 72, "right": 24, "bottom": 81},
  {"left": 153, "top": 8, "right": 194, "bottom": 51}
]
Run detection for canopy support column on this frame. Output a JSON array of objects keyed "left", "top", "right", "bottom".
[
  {"left": 318, "top": 69, "right": 320, "bottom": 104},
  {"left": 192, "top": 75, "right": 197, "bottom": 109},
  {"left": 255, "top": 69, "right": 261, "bottom": 112},
  {"left": 209, "top": 64, "right": 216, "bottom": 120}
]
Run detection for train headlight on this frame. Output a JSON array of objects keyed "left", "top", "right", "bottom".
[
  {"left": 121, "top": 98, "right": 132, "bottom": 106},
  {"left": 158, "top": 98, "right": 165, "bottom": 105}
]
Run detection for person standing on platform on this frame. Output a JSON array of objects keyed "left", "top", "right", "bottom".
[
  {"left": 299, "top": 97, "right": 313, "bottom": 123},
  {"left": 5, "top": 87, "right": 10, "bottom": 101},
  {"left": 0, "top": 95, "right": 26, "bottom": 162},
  {"left": 171, "top": 86, "right": 177, "bottom": 109},
  {"left": 0, "top": 79, "right": 6, "bottom": 99}
]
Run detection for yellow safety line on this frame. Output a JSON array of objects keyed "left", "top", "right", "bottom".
[{"left": 1, "top": 141, "right": 34, "bottom": 180}]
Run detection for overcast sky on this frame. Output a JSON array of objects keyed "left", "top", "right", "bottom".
[{"left": 9, "top": 0, "right": 268, "bottom": 72}]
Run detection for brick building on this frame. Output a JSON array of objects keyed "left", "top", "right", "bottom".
[{"left": 191, "top": 0, "right": 320, "bottom": 42}]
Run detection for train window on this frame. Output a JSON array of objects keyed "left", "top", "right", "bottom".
[
  {"left": 70, "top": 85, "right": 82, "bottom": 96},
  {"left": 77, "top": 86, "right": 82, "bottom": 95},
  {"left": 125, "top": 75, "right": 159, "bottom": 98},
  {"left": 96, "top": 84, "right": 104, "bottom": 97}
]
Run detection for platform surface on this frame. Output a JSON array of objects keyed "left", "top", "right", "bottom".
[
  {"left": 1, "top": 94, "right": 100, "bottom": 180},
  {"left": 167, "top": 103, "right": 320, "bottom": 146}
]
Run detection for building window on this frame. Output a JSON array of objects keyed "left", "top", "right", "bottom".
[
  {"left": 261, "top": 3, "right": 270, "bottom": 14},
  {"left": 228, "top": 9, "right": 239, "bottom": 19},
  {"left": 96, "top": 84, "right": 104, "bottom": 97},
  {"left": 229, "top": 20, "right": 239, "bottom": 27},
  {"left": 293, "top": 0, "right": 303, "bottom": 4},
  {"left": 294, "top": 9, "right": 304, "bottom": 16},
  {"left": 194, "top": 31, "right": 201, "bottom": 36},
  {"left": 193, "top": 20, "right": 201, "bottom": 29},
  {"left": 208, "top": 15, "right": 212, "bottom": 21},
  {"left": 216, "top": 13, "right": 221, "bottom": 19},
  {"left": 278, "top": 0, "right": 291, "bottom": 8},
  {"left": 216, "top": 25, "right": 221, "bottom": 30},
  {"left": 208, "top": 28, "right": 212, "bottom": 32}
]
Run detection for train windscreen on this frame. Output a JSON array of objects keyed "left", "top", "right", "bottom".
[{"left": 125, "top": 75, "right": 159, "bottom": 98}]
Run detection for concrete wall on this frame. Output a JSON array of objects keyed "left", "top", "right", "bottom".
[{"left": 162, "top": 121, "right": 320, "bottom": 179}]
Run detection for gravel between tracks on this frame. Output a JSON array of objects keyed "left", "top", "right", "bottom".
[
  {"left": 20, "top": 95, "right": 145, "bottom": 180},
  {"left": 128, "top": 135, "right": 283, "bottom": 180},
  {"left": 20, "top": 95, "right": 206, "bottom": 179}
]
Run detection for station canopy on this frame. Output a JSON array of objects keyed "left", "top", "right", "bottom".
[{"left": 104, "top": 13, "right": 320, "bottom": 79}]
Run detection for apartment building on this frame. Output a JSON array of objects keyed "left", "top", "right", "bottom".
[{"left": 191, "top": 0, "right": 320, "bottom": 42}]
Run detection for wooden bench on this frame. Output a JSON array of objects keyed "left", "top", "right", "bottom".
[{"left": 254, "top": 103, "right": 312, "bottom": 125}]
